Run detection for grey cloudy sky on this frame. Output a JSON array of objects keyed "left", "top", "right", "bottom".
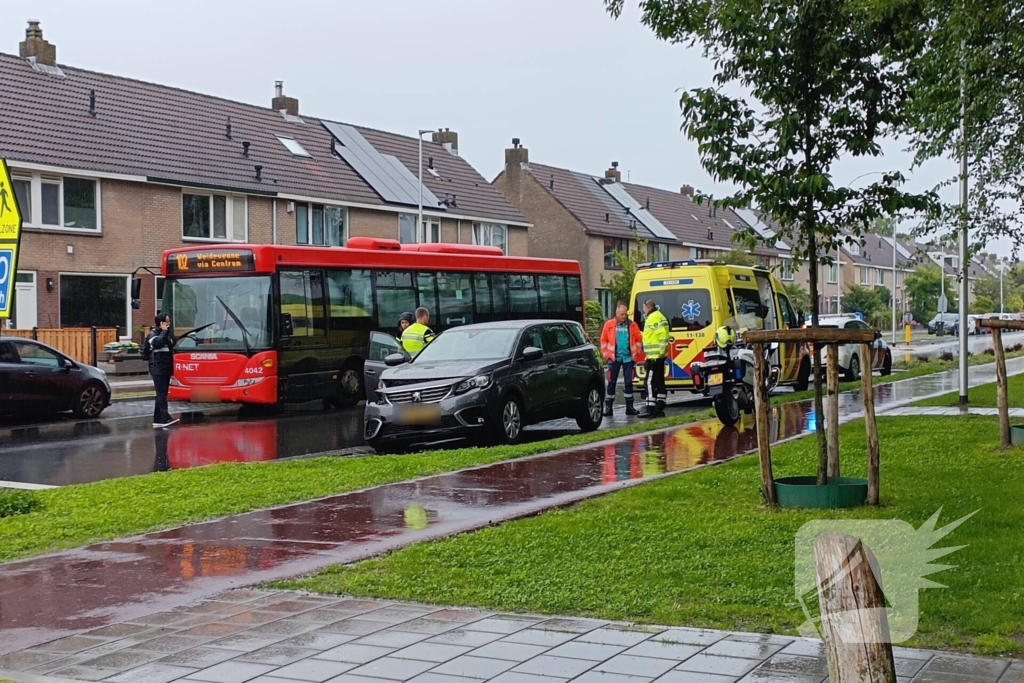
[{"left": 5, "top": 0, "right": 1008, "bottom": 256}]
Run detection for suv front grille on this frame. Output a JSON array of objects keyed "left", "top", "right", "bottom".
[
  {"left": 384, "top": 385, "right": 453, "bottom": 404},
  {"left": 384, "top": 377, "right": 455, "bottom": 388}
]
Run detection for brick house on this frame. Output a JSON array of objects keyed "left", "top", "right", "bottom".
[
  {"left": 0, "top": 22, "right": 528, "bottom": 337},
  {"left": 491, "top": 140, "right": 790, "bottom": 315}
]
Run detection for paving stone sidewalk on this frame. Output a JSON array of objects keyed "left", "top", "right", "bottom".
[{"left": 2, "top": 591, "right": 1019, "bottom": 683}]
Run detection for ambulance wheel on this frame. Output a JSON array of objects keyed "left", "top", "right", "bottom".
[
  {"left": 714, "top": 394, "right": 740, "bottom": 427},
  {"left": 794, "top": 358, "right": 811, "bottom": 391}
]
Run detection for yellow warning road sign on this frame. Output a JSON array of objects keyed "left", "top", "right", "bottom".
[{"left": 0, "top": 159, "right": 24, "bottom": 318}]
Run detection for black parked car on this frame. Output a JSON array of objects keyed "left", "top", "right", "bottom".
[
  {"left": 363, "top": 320, "right": 605, "bottom": 452},
  {"left": 0, "top": 337, "right": 111, "bottom": 418}
]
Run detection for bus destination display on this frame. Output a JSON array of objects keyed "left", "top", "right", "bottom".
[{"left": 167, "top": 249, "right": 256, "bottom": 274}]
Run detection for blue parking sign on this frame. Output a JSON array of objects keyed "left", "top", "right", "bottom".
[{"left": 0, "top": 247, "right": 14, "bottom": 315}]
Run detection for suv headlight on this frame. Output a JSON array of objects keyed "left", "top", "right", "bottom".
[{"left": 454, "top": 375, "right": 490, "bottom": 394}]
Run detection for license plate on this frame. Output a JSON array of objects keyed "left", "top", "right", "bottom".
[
  {"left": 708, "top": 373, "right": 723, "bottom": 386},
  {"left": 396, "top": 404, "right": 441, "bottom": 425},
  {"left": 191, "top": 387, "right": 221, "bottom": 403}
]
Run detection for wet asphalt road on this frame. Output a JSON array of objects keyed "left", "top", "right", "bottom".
[
  {"left": 2, "top": 330, "right": 1022, "bottom": 489},
  {"left": 0, "top": 395, "right": 713, "bottom": 488}
]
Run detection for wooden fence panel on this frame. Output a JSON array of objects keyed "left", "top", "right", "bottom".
[{"left": 1, "top": 328, "right": 118, "bottom": 365}]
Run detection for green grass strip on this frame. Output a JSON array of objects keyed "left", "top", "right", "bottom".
[
  {"left": 911, "top": 373, "right": 1024, "bottom": 408},
  {"left": 278, "top": 416, "right": 1024, "bottom": 657},
  {"left": 0, "top": 410, "right": 711, "bottom": 564}
]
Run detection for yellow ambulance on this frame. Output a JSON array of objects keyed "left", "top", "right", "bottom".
[{"left": 629, "top": 260, "right": 810, "bottom": 394}]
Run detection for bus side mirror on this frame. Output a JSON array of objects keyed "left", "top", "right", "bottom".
[
  {"left": 280, "top": 313, "right": 293, "bottom": 337},
  {"left": 130, "top": 277, "right": 142, "bottom": 310}
]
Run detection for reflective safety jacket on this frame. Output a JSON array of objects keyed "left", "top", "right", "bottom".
[
  {"left": 599, "top": 319, "right": 645, "bottom": 363},
  {"left": 641, "top": 309, "right": 670, "bottom": 360},
  {"left": 401, "top": 322, "right": 435, "bottom": 355}
]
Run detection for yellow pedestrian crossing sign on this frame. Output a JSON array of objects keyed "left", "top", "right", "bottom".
[{"left": 0, "top": 159, "right": 24, "bottom": 318}]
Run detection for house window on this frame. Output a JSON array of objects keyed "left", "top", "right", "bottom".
[
  {"left": 155, "top": 276, "right": 166, "bottom": 314},
  {"left": 182, "top": 192, "right": 246, "bottom": 241},
  {"left": 826, "top": 264, "right": 838, "bottom": 284},
  {"left": 876, "top": 268, "right": 885, "bottom": 286},
  {"left": 399, "top": 214, "right": 441, "bottom": 244},
  {"left": 780, "top": 259, "right": 794, "bottom": 281},
  {"left": 472, "top": 222, "right": 507, "bottom": 253},
  {"left": 11, "top": 171, "right": 101, "bottom": 231},
  {"left": 296, "top": 203, "right": 345, "bottom": 246},
  {"left": 648, "top": 243, "right": 669, "bottom": 262},
  {"left": 276, "top": 135, "right": 311, "bottom": 157},
  {"left": 693, "top": 247, "right": 711, "bottom": 260},
  {"left": 848, "top": 242, "right": 860, "bottom": 256},
  {"left": 597, "top": 289, "right": 615, "bottom": 319},
  {"left": 604, "top": 238, "right": 628, "bottom": 269},
  {"left": 59, "top": 274, "right": 129, "bottom": 337},
  {"left": 860, "top": 266, "right": 869, "bottom": 285}
]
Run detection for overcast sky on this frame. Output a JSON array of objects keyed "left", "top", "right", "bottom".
[{"left": 5, "top": 0, "right": 1012, "bottom": 256}]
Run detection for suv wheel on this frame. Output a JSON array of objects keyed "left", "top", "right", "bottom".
[
  {"left": 575, "top": 381, "right": 604, "bottom": 432},
  {"left": 494, "top": 394, "right": 524, "bottom": 445},
  {"left": 844, "top": 354, "right": 861, "bottom": 382}
]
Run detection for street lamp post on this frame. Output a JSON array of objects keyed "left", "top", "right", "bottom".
[
  {"left": 891, "top": 234, "right": 898, "bottom": 345},
  {"left": 999, "top": 263, "right": 1005, "bottom": 314},
  {"left": 417, "top": 129, "right": 432, "bottom": 243}
]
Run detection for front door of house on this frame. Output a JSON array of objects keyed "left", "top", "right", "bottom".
[{"left": 14, "top": 272, "right": 37, "bottom": 330}]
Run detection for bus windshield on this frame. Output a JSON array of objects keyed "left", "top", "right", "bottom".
[{"left": 165, "top": 275, "right": 272, "bottom": 350}]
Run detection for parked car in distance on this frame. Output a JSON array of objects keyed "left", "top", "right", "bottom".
[
  {"left": 816, "top": 316, "right": 892, "bottom": 381},
  {"left": 363, "top": 320, "right": 605, "bottom": 452},
  {"left": 927, "top": 313, "right": 959, "bottom": 335},
  {"left": 0, "top": 337, "right": 111, "bottom": 418}
]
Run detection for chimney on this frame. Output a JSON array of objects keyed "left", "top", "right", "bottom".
[
  {"left": 271, "top": 81, "right": 299, "bottom": 117},
  {"left": 680, "top": 185, "right": 694, "bottom": 197},
  {"left": 20, "top": 20, "right": 56, "bottom": 66},
  {"left": 432, "top": 128, "right": 459, "bottom": 155},
  {"left": 605, "top": 161, "right": 621, "bottom": 183},
  {"left": 505, "top": 137, "right": 529, "bottom": 167}
]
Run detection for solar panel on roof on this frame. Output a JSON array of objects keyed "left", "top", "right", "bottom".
[
  {"left": 323, "top": 121, "right": 442, "bottom": 208},
  {"left": 594, "top": 179, "right": 676, "bottom": 241}
]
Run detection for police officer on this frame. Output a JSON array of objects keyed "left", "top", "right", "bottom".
[
  {"left": 401, "top": 307, "right": 435, "bottom": 356},
  {"left": 147, "top": 313, "right": 178, "bottom": 428},
  {"left": 640, "top": 299, "right": 669, "bottom": 418}
]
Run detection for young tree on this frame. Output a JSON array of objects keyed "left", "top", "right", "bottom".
[
  {"left": 842, "top": 284, "right": 884, "bottom": 323},
  {"left": 600, "top": 233, "right": 649, "bottom": 310},
  {"left": 904, "top": 263, "right": 955, "bottom": 323},
  {"left": 605, "top": 0, "right": 936, "bottom": 484}
]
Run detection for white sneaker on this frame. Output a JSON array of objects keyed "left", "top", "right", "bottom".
[
  {"left": 152, "top": 422, "right": 162, "bottom": 428},
  {"left": 164, "top": 418, "right": 180, "bottom": 427}
]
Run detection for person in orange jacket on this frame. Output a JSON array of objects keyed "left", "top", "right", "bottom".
[{"left": 599, "top": 304, "right": 645, "bottom": 416}]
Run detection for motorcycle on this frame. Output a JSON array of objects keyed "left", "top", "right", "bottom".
[{"left": 691, "top": 335, "right": 781, "bottom": 426}]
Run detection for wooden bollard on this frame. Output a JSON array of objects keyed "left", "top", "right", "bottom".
[
  {"left": 814, "top": 534, "right": 897, "bottom": 683},
  {"left": 752, "top": 342, "right": 776, "bottom": 506},
  {"left": 826, "top": 343, "right": 841, "bottom": 478},
  {"left": 860, "top": 343, "right": 880, "bottom": 505},
  {"left": 993, "top": 327, "right": 1010, "bottom": 449}
]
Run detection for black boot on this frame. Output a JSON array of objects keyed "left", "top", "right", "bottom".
[
  {"left": 654, "top": 399, "right": 666, "bottom": 417},
  {"left": 639, "top": 404, "right": 659, "bottom": 419},
  {"left": 602, "top": 400, "right": 613, "bottom": 417},
  {"left": 625, "top": 400, "right": 639, "bottom": 416}
]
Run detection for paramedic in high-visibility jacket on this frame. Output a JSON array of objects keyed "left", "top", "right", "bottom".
[
  {"left": 599, "top": 304, "right": 644, "bottom": 417},
  {"left": 640, "top": 299, "right": 669, "bottom": 418},
  {"left": 401, "top": 307, "right": 435, "bottom": 357}
]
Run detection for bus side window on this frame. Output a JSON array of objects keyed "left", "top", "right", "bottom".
[
  {"left": 374, "top": 271, "right": 416, "bottom": 331},
  {"left": 490, "top": 274, "right": 509, "bottom": 317},
  {"left": 509, "top": 274, "right": 540, "bottom": 317},
  {"left": 327, "top": 269, "right": 374, "bottom": 331},
  {"left": 279, "top": 270, "right": 325, "bottom": 338},
  {"left": 539, "top": 275, "right": 567, "bottom": 318},
  {"left": 566, "top": 276, "right": 583, "bottom": 318},
  {"left": 417, "top": 273, "right": 438, "bottom": 322},
  {"left": 437, "top": 271, "right": 474, "bottom": 329},
  {"left": 473, "top": 273, "right": 493, "bottom": 320}
]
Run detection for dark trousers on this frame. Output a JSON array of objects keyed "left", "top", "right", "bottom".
[
  {"left": 644, "top": 357, "right": 667, "bottom": 408},
  {"left": 151, "top": 369, "right": 172, "bottom": 423},
  {"left": 605, "top": 361, "right": 635, "bottom": 402}
]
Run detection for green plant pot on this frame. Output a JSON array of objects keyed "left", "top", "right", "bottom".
[
  {"left": 1011, "top": 425, "right": 1024, "bottom": 447},
  {"left": 774, "top": 476, "right": 868, "bottom": 509}
]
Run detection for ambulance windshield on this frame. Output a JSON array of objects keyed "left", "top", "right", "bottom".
[{"left": 634, "top": 289, "right": 714, "bottom": 331}]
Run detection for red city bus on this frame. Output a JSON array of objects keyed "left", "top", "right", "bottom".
[{"left": 151, "top": 237, "right": 584, "bottom": 406}]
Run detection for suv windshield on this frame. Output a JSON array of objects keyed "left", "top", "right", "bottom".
[
  {"left": 414, "top": 328, "right": 519, "bottom": 363},
  {"left": 166, "top": 276, "right": 272, "bottom": 350}
]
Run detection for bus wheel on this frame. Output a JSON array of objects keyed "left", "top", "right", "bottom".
[{"left": 334, "top": 365, "right": 364, "bottom": 408}]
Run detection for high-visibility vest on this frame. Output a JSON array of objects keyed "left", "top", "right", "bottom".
[
  {"left": 599, "top": 319, "right": 645, "bottom": 362},
  {"left": 642, "top": 309, "right": 670, "bottom": 359},
  {"left": 402, "top": 322, "right": 435, "bottom": 355}
]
